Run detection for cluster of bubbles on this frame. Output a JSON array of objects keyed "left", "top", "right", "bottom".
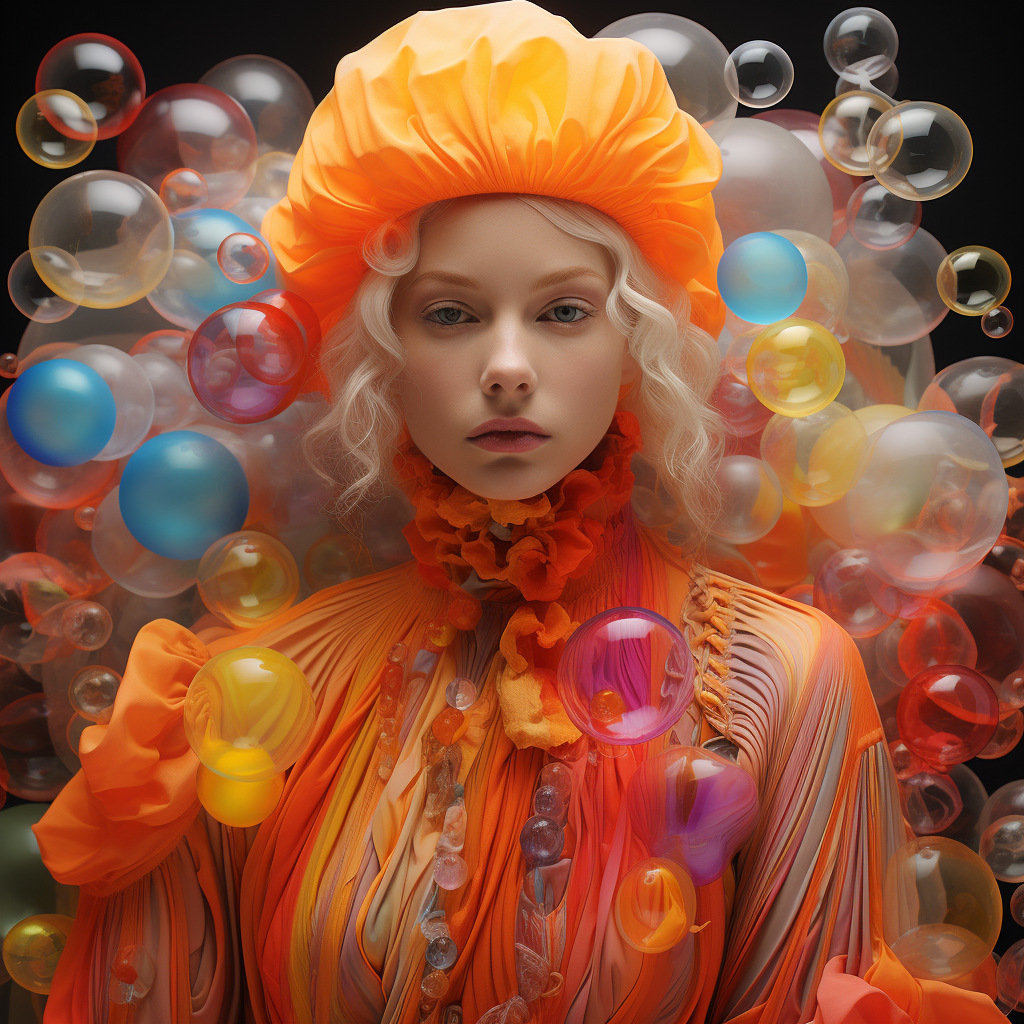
[{"left": 0, "top": 8, "right": 1019, "bottom": 1011}]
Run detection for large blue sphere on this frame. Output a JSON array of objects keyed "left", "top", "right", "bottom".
[
  {"left": 6, "top": 358, "right": 117, "bottom": 466},
  {"left": 717, "top": 232, "right": 808, "bottom": 325},
  {"left": 119, "top": 431, "right": 250, "bottom": 560}
]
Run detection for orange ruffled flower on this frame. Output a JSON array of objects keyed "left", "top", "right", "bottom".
[{"left": 393, "top": 410, "right": 642, "bottom": 609}]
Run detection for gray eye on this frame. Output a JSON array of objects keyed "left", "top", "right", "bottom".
[{"left": 550, "top": 305, "right": 583, "bottom": 322}]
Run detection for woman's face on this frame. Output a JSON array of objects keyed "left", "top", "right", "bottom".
[{"left": 392, "top": 195, "right": 637, "bottom": 501}]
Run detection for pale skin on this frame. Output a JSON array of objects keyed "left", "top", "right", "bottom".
[{"left": 392, "top": 194, "right": 640, "bottom": 502}]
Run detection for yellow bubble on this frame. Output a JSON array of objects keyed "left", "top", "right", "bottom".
[
  {"left": 746, "top": 318, "right": 845, "bottom": 417},
  {"left": 16, "top": 91, "right": 97, "bottom": 169},
  {"left": 196, "top": 762, "right": 284, "bottom": 827},
  {"left": 936, "top": 246, "right": 1011, "bottom": 316},
  {"left": 183, "top": 647, "right": 314, "bottom": 781},
  {"left": 614, "top": 857, "right": 696, "bottom": 953},
  {"left": 853, "top": 403, "right": 916, "bottom": 436},
  {"left": 2, "top": 914, "right": 75, "bottom": 994},
  {"left": 818, "top": 90, "right": 894, "bottom": 176}
]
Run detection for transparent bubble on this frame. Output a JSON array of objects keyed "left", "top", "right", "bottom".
[
  {"left": 981, "top": 306, "right": 1012, "bottom": 339},
  {"left": 1012, "top": 884, "right": 1024, "bottom": 927},
  {"left": 713, "top": 456, "right": 783, "bottom": 543},
  {"left": 711, "top": 372, "right": 774, "bottom": 437},
  {"left": 846, "top": 180, "right": 921, "bottom": 250},
  {"left": 248, "top": 151, "right": 294, "bottom": 201},
  {"left": 747, "top": 319, "right": 845, "bottom": 417},
  {"left": 837, "top": 228, "right": 949, "bottom": 346},
  {"left": 218, "top": 233, "right": 271, "bottom": 285},
  {"left": 68, "top": 665, "right": 121, "bottom": 724},
  {"left": 594, "top": 13, "right": 736, "bottom": 126},
  {"left": 979, "top": 815, "right": 1024, "bottom": 883},
  {"left": 814, "top": 547, "right": 894, "bottom": 637},
  {"left": 62, "top": 600, "right": 112, "bottom": 650},
  {"left": 936, "top": 246, "right": 1011, "bottom": 317},
  {"left": 917, "top": 356, "right": 1024, "bottom": 468},
  {"left": 132, "top": 352, "right": 199, "bottom": 432},
  {"left": 35, "top": 33, "right": 145, "bottom": 138},
  {"left": 614, "top": 858, "right": 696, "bottom": 953},
  {"left": 867, "top": 101, "right": 972, "bottom": 201},
  {"left": 724, "top": 41, "right": 794, "bottom": 109},
  {"left": 1, "top": 914, "right": 75, "bottom": 994},
  {"left": 159, "top": 168, "right": 209, "bottom": 215},
  {"left": 109, "top": 944, "right": 156, "bottom": 1006},
  {"left": 28, "top": 171, "right": 174, "bottom": 309},
  {"left": 836, "top": 63, "right": 898, "bottom": 100},
  {"left": 819, "top": 90, "right": 894, "bottom": 176},
  {"left": 823, "top": 7, "right": 899, "bottom": 80},
  {"left": 772, "top": 229, "right": 850, "bottom": 330},
  {"left": 8, "top": 249, "right": 82, "bottom": 324},
  {"left": 16, "top": 91, "right": 97, "bottom": 169}
]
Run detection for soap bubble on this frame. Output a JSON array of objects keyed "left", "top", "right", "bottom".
[
  {"left": 866, "top": 102, "right": 972, "bottom": 201},
  {"left": 979, "top": 815, "right": 1024, "bottom": 883},
  {"left": 8, "top": 249, "right": 82, "bottom": 324},
  {"left": 594, "top": 13, "right": 736, "bottom": 126},
  {"left": 197, "top": 531, "right": 300, "bottom": 627},
  {"left": 248, "top": 151, "right": 294, "bottom": 201},
  {"left": 823, "top": 7, "right": 899, "bottom": 80},
  {"left": 35, "top": 33, "right": 144, "bottom": 138},
  {"left": 772, "top": 229, "right": 849, "bottom": 330},
  {"left": 217, "top": 232, "right": 271, "bottom": 284},
  {"left": 996, "top": 939, "right": 1024, "bottom": 1012},
  {"left": 196, "top": 762, "right": 284, "bottom": 828},
  {"left": 837, "top": 228, "right": 949, "bottom": 346},
  {"left": 2, "top": 914, "right": 75, "bottom": 994},
  {"left": 61, "top": 600, "right": 112, "bottom": 650},
  {"left": 707, "top": 118, "right": 834, "bottom": 246},
  {"left": 712, "top": 373, "right": 774, "bottom": 437},
  {"left": 198, "top": 55, "right": 315, "bottom": 155},
  {"left": 883, "top": 837, "right": 1001, "bottom": 981},
  {"left": 159, "top": 168, "right": 209, "bottom": 215},
  {"left": 68, "top": 665, "right": 121, "bottom": 724},
  {"left": 117, "top": 84, "right": 259, "bottom": 209},
  {"left": 16, "top": 91, "right": 97, "bottom": 169},
  {"left": 981, "top": 306, "right": 1012, "bottom": 339},
  {"left": 183, "top": 646, "right": 314, "bottom": 780},
  {"left": 917, "top": 356, "right": 1024, "bottom": 468},
  {"left": 724, "top": 41, "right": 794, "bottom": 109},
  {"left": 132, "top": 352, "right": 199, "bottom": 432},
  {"left": 814, "top": 547, "right": 894, "bottom": 637},
  {"left": 976, "top": 710, "right": 1023, "bottom": 759},
  {"left": 717, "top": 232, "right": 807, "bottom": 324},
  {"left": 836, "top": 63, "right": 898, "bottom": 100},
  {"left": 846, "top": 180, "right": 921, "bottom": 250},
  {"left": 746, "top": 319, "right": 845, "bottom": 417},
  {"left": 109, "top": 944, "right": 156, "bottom": 1006},
  {"left": 897, "top": 599, "right": 977, "bottom": 678},
  {"left": 614, "top": 858, "right": 696, "bottom": 953},
  {"left": 900, "top": 771, "right": 963, "bottom": 835},
  {"left": 819, "top": 90, "right": 894, "bottom": 176},
  {"left": 713, "top": 456, "right": 783, "bottom": 543},
  {"left": 29, "top": 171, "right": 173, "bottom": 309},
  {"left": 936, "top": 246, "right": 1011, "bottom": 317},
  {"left": 556, "top": 607, "right": 694, "bottom": 745}
]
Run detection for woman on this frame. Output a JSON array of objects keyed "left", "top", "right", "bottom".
[{"left": 31, "top": 3, "right": 1004, "bottom": 1022}]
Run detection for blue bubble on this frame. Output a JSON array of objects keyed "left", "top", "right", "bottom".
[
  {"left": 119, "top": 430, "right": 250, "bottom": 560},
  {"left": 717, "top": 232, "right": 808, "bottom": 324},
  {"left": 6, "top": 359, "right": 116, "bottom": 466}
]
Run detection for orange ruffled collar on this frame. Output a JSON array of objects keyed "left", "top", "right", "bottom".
[{"left": 392, "top": 409, "right": 642, "bottom": 631}]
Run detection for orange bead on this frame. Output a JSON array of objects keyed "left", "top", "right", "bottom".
[
  {"left": 378, "top": 691, "right": 398, "bottom": 718},
  {"left": 381, "top": 663, "right": 403, "bottom": 695},
  {"left": 590, "top": 689, "right": 627, "bottom": 724},
  {"left": 431, "top": 706, "right": 465, "bottom": 746}
]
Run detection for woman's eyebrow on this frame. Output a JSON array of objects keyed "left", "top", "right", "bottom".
[{"left": 406, "top": 266, "right": 606, "bottom": 291}]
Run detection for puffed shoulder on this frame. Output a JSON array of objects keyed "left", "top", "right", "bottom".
[{"left": 31, "top": 618, "right": 209, "bottom": 897}]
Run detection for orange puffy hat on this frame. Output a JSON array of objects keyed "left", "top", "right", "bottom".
[{"left": 262, "top": 0, "right": 726, "bottom": 337}]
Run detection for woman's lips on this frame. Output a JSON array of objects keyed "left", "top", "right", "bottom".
[{"left": 469, "top": 432, "right": 549, "bottom": 452}]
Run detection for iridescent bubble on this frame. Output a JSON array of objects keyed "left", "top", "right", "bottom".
[
  {"left": 16, "top": 91, "right": 97, "bottom": 169},
  {"left": 824, "top": 7, "right": 899, "bottom": 80},
  {"left": 819, "top": 90, "right": 894, "bottom": 176},
  {"left": 159, "top": 168, "right": 209, "bottom": 215},
  {"left": 8, "top": 249, "right": 82, "bottom": 323},
  {"left": 867, "top": 102, "right": 972, "bottom": 201},
  {"left": 217, "top": 233, "right": 271, "bottom": 285},
  {"left": 936, "top": 246, "right": 1011, "bottom": 316},
  {"left": 846, "top": 180, "right": 921, "bottom": 250},
  {"left": 724, "top": 41, "right": 794, "bottom": 109},
  {"left": 713, "top": 456, "right": 783, "bottom": 543},
  {"left": 981, "top": 306, "right": 1012, "bottom": 339}
]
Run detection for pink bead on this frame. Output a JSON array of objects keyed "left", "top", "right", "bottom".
[{"left": 433, "top": 852, "right": 468, "bottom": 890}]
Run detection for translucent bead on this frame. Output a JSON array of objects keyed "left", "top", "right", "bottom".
[
  {"left": 436, "top": 798, "right": 467, "bottom": 855},
  {"left": 74, "top": 505, "right": 96, "bottom": 531},
  {"left": 0, "top": 352, "right": 18, "bottom": 378},
  {"left": 936, "top": 246, "right": 1011, "bottom": 317},
  {"left": 379, "top": 717, "right": 398, "bottom": 742},
  {"left": 846, "top": 180, "right": 921, "bottom": 250},
  {"left": 425, "top": 934, "right": 459, "bottom": 971},
  {"left": 421, "top": 969, "right": 450, "bottom": 999},
  {"left": 419, "top": 910, "right": 449, "bottom": 941},
  {"left": 62, "top": 601, "right": 112, "bottom": 650},
  {"left": 533, "top": 784, "right": 568, "bottom": 823},
  {"left": 981, "top": 306, "right": 1013, "bottom": 339},
  {"left": 979, "top": 815, "right": 1024, "bottom": 882},
  {"left": 432, "top": 707, "right": 465, "bottom": 746},
  {"left": 519, "top": 815, "right": 565, "bottom": 867},
  {"left": 68, "top": 665, "right": 121, "bottom": 724},
  {"left": 724, "top": 41, "right": 793, "bottom": 109},
  {"left": 388, "top": 642, "right": 408, "bottom": 663},
  {"left": 109, "top": 944, "right": 156, "bottom": 1005},
  {"left": 446, "top": 676, "right": 477, "bottom": 710},
  {"left": 433, "top": 852, "right": 468, "bottom": 890},
  {"left": 823, "top": 7, "right": 899, "bottom": 80},
  {"left": 378, "top": 756, "right": 394, "bottom": 782},
  {"left": 538, "top": 762, "right": 573, "bottom": 802}
]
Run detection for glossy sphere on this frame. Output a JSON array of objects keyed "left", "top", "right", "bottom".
[
  {"left": 724, "top": 41, "right": 793, "bottom": 109},
  {"left": 713, "top": 456, "right": 783, "bottom": 543},
  {"left": 68, "top": 665, "right": 121, "bottom": 724},
  {"left": 184, "top": 647, "right": 314, "bottom": 781},
  {"left": 936, "top": 246, "right": 1011, "bottom": 317},
  {"left": 979, "top": 815, "right": 1024, "bottom": 882},
  {"left": 133, "top": 352, "right": 198, "bottom": 433},
  {"left": 899, "top": 771, "right": 963, "bottom": 835},
  {"left": 5, "top": 359, "right": 115, "bottom": 466},
  {"left": 302, "top": 533, "right": 374, "bottom": 591},
  {"left": 8, "top": 249, "right": 83, "bottom": 323},
  {"left": 557, "top": 607, "right": 693, "bottom": 744},
  {"left": 883, "top": 837, "right": 1000, "bottom": 981},
  {"left": 16, "top": 91, "right": 97, "bottom": 168},
  {"left": 62, "top": 600, "right": 112, "bottom": 650},
  {"left": 897, "top": 665, "right": 999, "bottom": 767},
  {"left": 2, "top": 914, "right": 74, "bottom": 994},
  {"left": 446, "top": 677, "right": 477, "bottom": 711},
  {"left": 898, "top": 600, "right": 977, "bottom": 678},
  {"left": 198, "top": 55, "right": 315, "bottom": 155},
  {"left": 198, "top": 531, "right": 300, "bottom": 628},
  {"left": 717, "top": 233, "right": 807, "bottom": 324},
  {"left": 433, "top": 852, "right": 469, "bottom": 890},
  {"left": 978, "top": 781, "right": 1024, "bottom": 841},
  {"left": 117, "top": 84, "right": 258, "bottom": 209},
  {"left": 712, "top": 374, "right": 774, "bottom": 437},
  {"left": 626, "top": 746, "right": 759, "bottom": 885},
  {"left": 759, "top": 403, "right": 867, "bottom": 506},
  {"left": 218, "top": 233, "right": 271, "bottom": 285},
  {"left": 35, "top": 33, "right": 144, "bottom": 138},
  {"left": 29, "top": 171, "right": 173, "bottom": 308},
  {"left": 159, "top": 168, "right": 209, "bottom": 214},
  {"left": 519, "top": 815, "right": 564, "bottom": 867},
  {"left": 867, "top": 102, "right": 972, "bottom": 201},
  {"left": 196, "top": 762, "right": 284, "bottom": 827},
  {"left": 747, "top": 319, "right": 844, "bottom": 417},
  {"left": 771, "top": 229, "right": 849, "bottom": 331},
  {"left": 819, "top": 91, "right": 894, "bottom": 176},
  {"left": 996, "top": 938, "right": 1024, "bottom": 1012},
  {"left": 823, "top": 8, "right": 899, "bottom": 80},
  {"left": 614, "top": 858, "right": 696, "bottom": 953},
  {"left": 109, "top": 944, "right": 156, "bottom": 1006},
  {"left": 594, "top": 14, "right": 736, "bottom": 126},
  {"left": 119, "top": 431, "right": 249, "bottom": 560},
  {"left": 846, "top": 180, "right": 921, "bottom": 250},
  {"left": 844, "top": 412, "right": 1009, "bottom": 593},
  {"left": 838, "top": 228, "right": 949, "bottom": 346},
  {"left": 981, "top": 306, "right": 1012, "bottom": 339},
  {"left": 917, "top": 356, "right": 1024, "bottom": 467},
  {"left": 707, "top": 118, "right": 833, "bottom": 247},
  {"left": 425, "top": 935, "right": 458, "bottom": 971},
  {"left": 814, "top": 548, "right": 893, "bottom": 637}
]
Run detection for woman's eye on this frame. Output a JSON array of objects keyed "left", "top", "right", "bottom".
[
  {"left": 425, "top": 306, "right": 466, "bottom": 325},
  {"left": 422, "top": 303, "right": 591, "bottom": 327},
  {"left": 545, "top": 304, "right": 589, "bottom": 323}
]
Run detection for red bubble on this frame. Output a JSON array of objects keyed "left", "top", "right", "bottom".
[
  {"left": 898, "top": 599, "right": 978, "bottom": 679},
  {"left": 712, "top": 372, "right": 773, "bottom": 437},
  {"left": 814, "top": 548, "right": 895, "bottom": 638}
]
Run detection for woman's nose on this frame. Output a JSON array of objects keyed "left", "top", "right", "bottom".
[{"left": 479, "top": 320, "right": 538, "bottom": 395}]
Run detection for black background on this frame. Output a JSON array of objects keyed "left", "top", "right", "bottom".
[{"left": 1, "top": 0, "right": 1021, "bottom": 988}]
